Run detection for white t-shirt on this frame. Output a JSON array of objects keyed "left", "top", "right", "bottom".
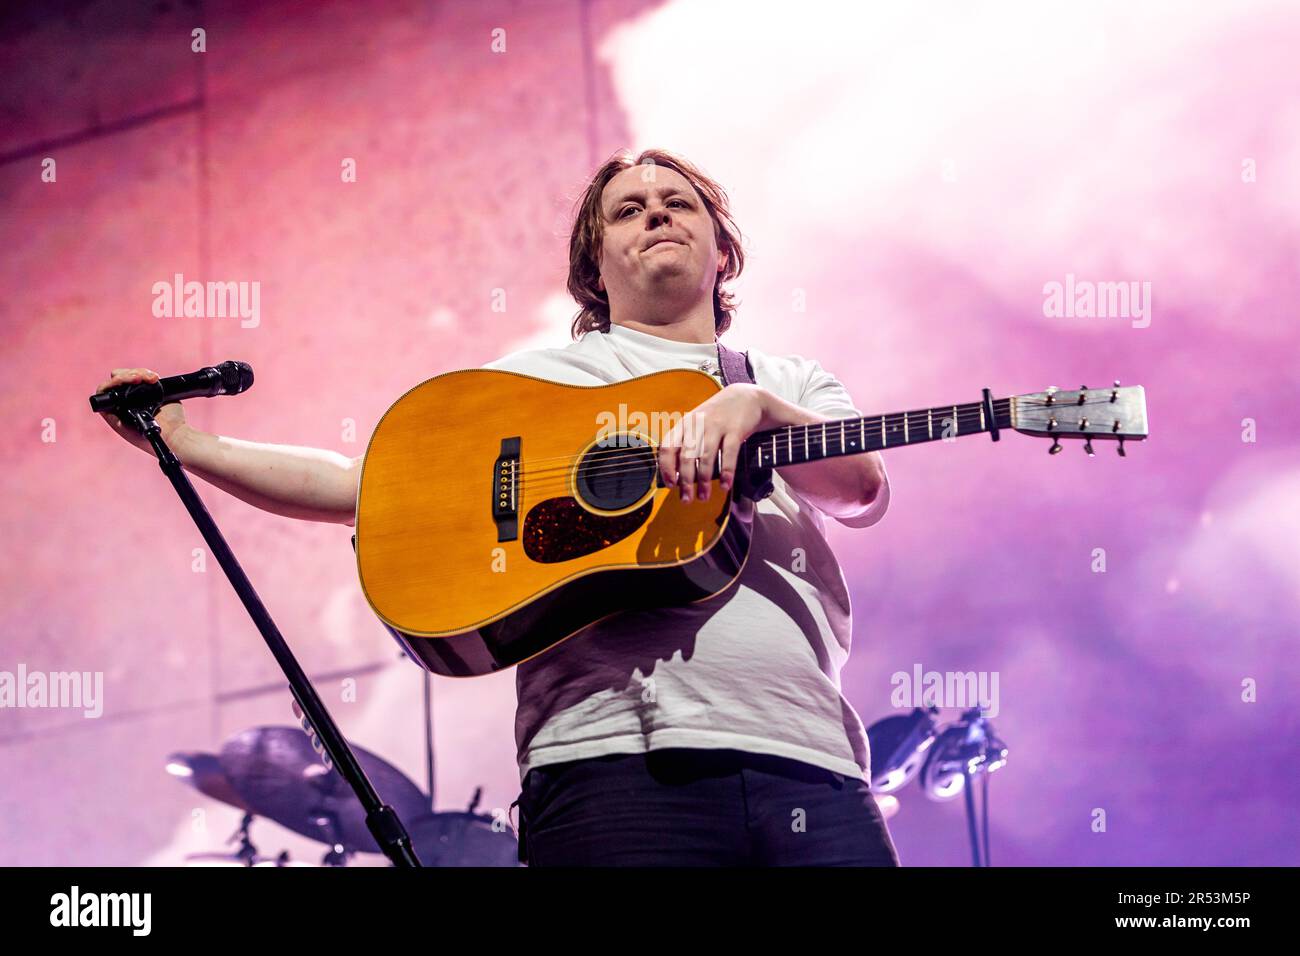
[{"left": 484, "top": 323, "right": 889, "bottom": 783}]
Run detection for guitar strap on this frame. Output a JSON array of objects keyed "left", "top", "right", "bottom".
[{"left": 715, "top": 340, "right": 775, "bottom": 502}]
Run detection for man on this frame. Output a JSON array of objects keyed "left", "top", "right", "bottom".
[{"left": 96, "top": 149, "right": 899, "bottom": 866}]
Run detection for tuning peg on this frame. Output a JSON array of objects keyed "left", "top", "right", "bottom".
[
  {"left": 1049, "top": 438, "right": 1062, "bottom": 455},
  {"left": 1110, "top": 380, "right": 1120, "bottom": 402},
  {"left": 1083, "top": 437, "right": 1095, "bottom": 457},
  {"left": 1117, "top": 437, "right": 1126, "bottom": 457}
]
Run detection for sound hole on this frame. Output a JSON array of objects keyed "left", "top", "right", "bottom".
[{"left": 575, "top": 434, "right": 656, "bottom": 512}]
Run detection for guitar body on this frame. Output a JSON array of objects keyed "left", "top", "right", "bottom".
[
  {"left": 355, "top": 366, "right": 1150, "bottom": 678},
  {"left": 355, "top": 368, "right": 751, "bottom": 677}
]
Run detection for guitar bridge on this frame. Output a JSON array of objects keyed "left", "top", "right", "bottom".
[{"left": 492, "top": 437, "right": 521, "bottom": 541}]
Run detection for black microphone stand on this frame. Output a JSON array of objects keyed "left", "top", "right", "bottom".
[
  {"left": 119, "top": 405, "right": 422, "bottom": 867},
  {"left": 423, "top": 670, "right": 436, "bottom": 810}
]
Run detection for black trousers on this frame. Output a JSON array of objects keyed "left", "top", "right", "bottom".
[{"left": 513, "top": 748, "right": 900, "bottom": 866}]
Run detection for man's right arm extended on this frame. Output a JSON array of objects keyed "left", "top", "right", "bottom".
[
  {"left": 169, "top": 426, "right": 361, "bottom": 526},
  {"left": 96, "top": 367, "right": 360, "bottom": 527}
]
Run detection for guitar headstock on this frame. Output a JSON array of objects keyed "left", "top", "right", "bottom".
[{"left": 1012, "top": 382, "right": 1148, "bottom": 456}]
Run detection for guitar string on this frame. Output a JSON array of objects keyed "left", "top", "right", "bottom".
[
  {"left": 509, "top": 402, "right": 1020, "bottom": 480},
  {"left": 477, "top": 398, "right": 1130, "bottom": 495},
  {"left": 516, "top": 425, "right": 993, "bottom": 487},
  {"left": 511, "top": 405, "right": 1092, "bottom": 487},
  {"left": 500, "top": 401, "right": 1019, "bottom": 471},
  {"left": 512, "top": 416, "right": 1132, "bottom": 493},
  {"left": 513, "top": 425, "right": 1040, "bottom": 493},
  {"left": 504, "top": 395, "right": 1124, "bottom": 476},
  {"left": 509, "top": 402, "right": 1081, "bottom": 485}
]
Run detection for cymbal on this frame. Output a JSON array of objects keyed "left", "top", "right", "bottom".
[
  {"left": 218, "top": 726, "right": 430, "bottom": 853},
  {"left": 406, "top": 811, "right": 519, "bottom": 867},
  {"left": 165, "top": 751, "right": 252, "bottom": 812},
  {"left": 865, "top": 708, "right": 939, "bottom": 793}
]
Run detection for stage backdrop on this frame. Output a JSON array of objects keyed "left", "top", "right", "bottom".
[{"left": 1, "top": 0, "right": 1297, "bottom": 866}]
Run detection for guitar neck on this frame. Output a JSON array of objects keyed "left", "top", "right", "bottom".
[{"left": 742, "top": 397, "right": 1015, "bottom": 470}]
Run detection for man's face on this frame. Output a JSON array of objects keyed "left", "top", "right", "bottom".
[{"left": 596, "top": 164, "right": 726, "bottom": 311}]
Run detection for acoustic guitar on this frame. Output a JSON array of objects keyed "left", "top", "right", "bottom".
[{"left": 354, "top": 370, "right": 1147, "bottom": 677}]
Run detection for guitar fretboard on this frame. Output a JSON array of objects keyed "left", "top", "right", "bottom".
[{"left": 743, "top": 398, "right": 1014, "bottom": 470}]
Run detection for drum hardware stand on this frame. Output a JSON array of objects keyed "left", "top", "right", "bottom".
[
  {"left": 922, "top": 707, "right": 1008, "bottom": 867},
  {"left": 228, "top": 812, "right": 258, "bottom": 865},
  {"left": 314, "top": 810, "right": 355, "bottom": 866},
  {"left": 116, "top": 405, "right": 422, "bottom": 867}
]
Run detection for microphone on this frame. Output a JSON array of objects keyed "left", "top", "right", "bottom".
[{"left": 89, "top": 361, "right": 254, "bottom": 414}]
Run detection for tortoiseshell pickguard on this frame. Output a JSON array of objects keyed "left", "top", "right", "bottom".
[{"left": 522, "top": 497, "right": 653, "bottom": 563}]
